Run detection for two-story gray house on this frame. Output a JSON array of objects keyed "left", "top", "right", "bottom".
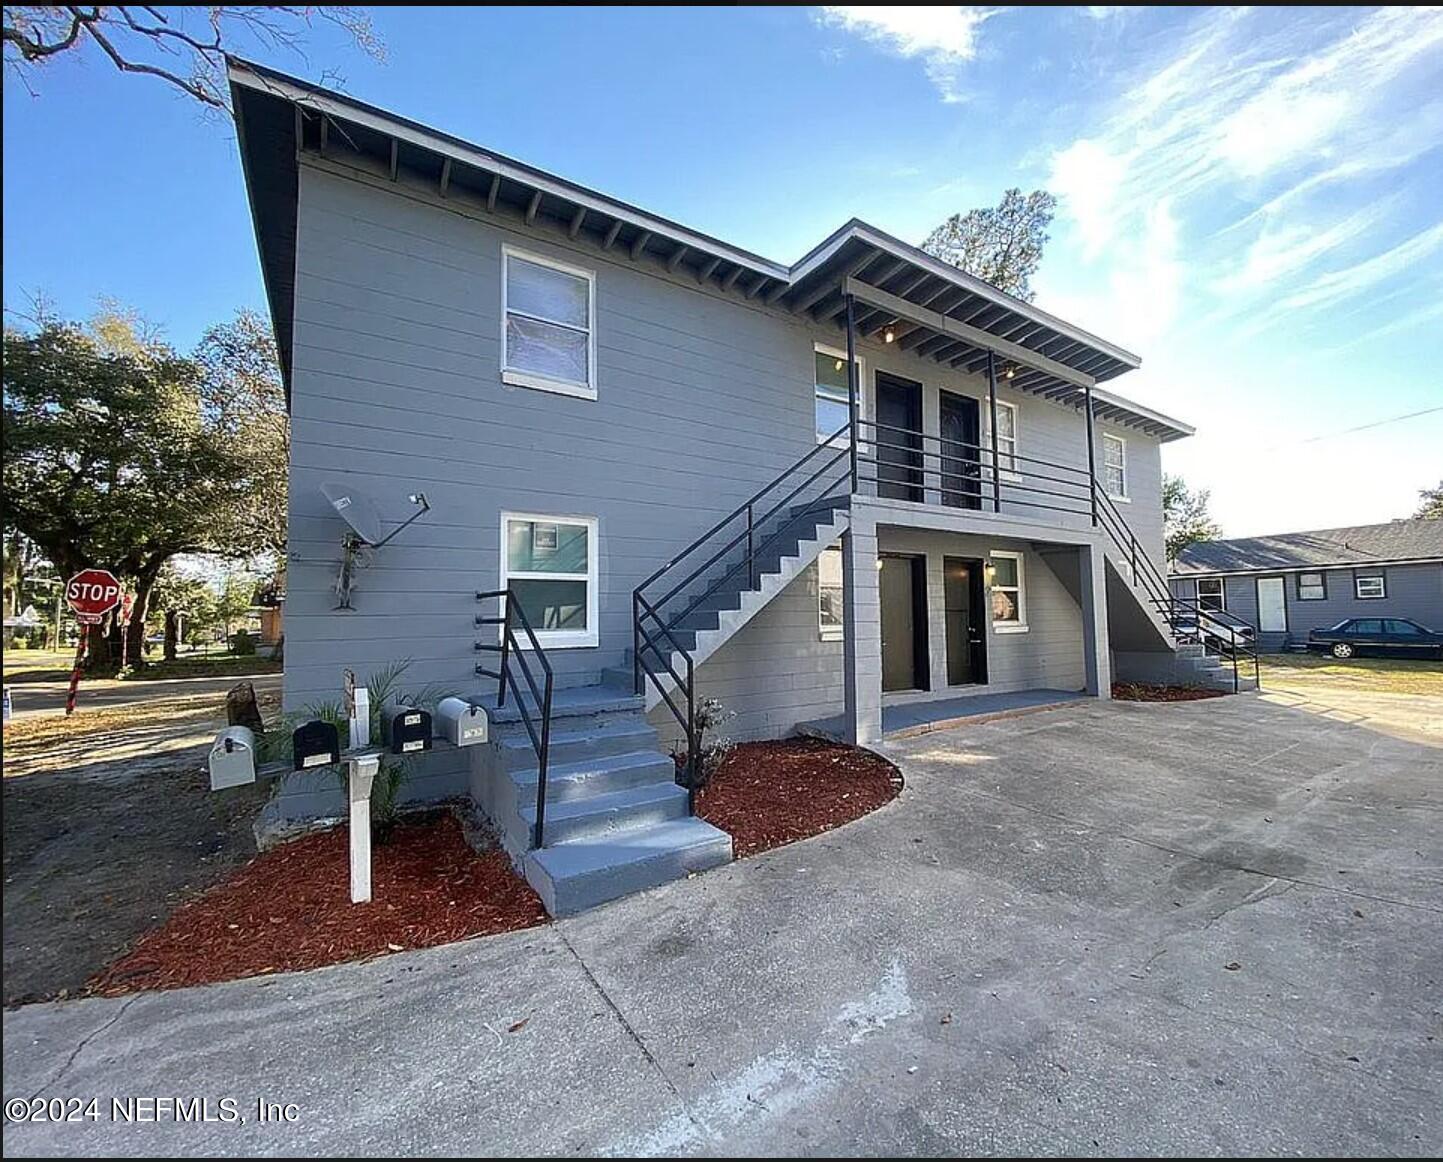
[
  {"left": 230, "top": 59, "right": 1232, "bottom": 914},
  {"left": 1170, "top": 519, "right": 1443, "bottom": 653}
]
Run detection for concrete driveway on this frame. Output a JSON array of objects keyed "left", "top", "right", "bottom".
[{"left": 4, "top": 695, "right": 1440, "bottom": 1156}]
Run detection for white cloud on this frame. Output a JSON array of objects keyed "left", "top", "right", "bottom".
[
  {"left": 1279, "top": 221, "right": 1443, "bottom": 313},
  {"left": 815, "top": 7, "right": 1000, "bottom": 101}
]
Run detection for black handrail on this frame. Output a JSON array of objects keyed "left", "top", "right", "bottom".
[
  {"left": 1093, "top": 489, "right": 1260, "bottom": 693},
  {"left": 633, "top": 422, "right": 854, "bottom": 793},
  {"left": 475, "top": 587, "right": 555, "bottom": 848}
]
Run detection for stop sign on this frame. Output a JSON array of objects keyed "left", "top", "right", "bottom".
[{"left": 66, "top": 569, "right": 123, "bottom": 625}]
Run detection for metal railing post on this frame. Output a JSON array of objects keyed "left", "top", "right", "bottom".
[
  {"left": 1084, "top": 382, "right": 1098, "bottom": 526},
  {"left": 632, "top": 591, "right": 642, "bottom": 696},
  {"left": 845, "top": 293, "right": 859, "bottom": 493},
  {"left": 987, "top": 350, "right": 1002, "bottom": 513},
  {"left": 534, "top": 672, "right": 553, "bottom": 849},
  {"left": 747, "top": 502, "right": 756, "bottom": 589},
  {"left": 496, "top": 592, "right": 511, "bottom": 708},
  {"left": 685, "top": 653, "right": 698, "bottom": 812}
]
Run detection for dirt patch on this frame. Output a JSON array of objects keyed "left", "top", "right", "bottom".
[
  {"left": 88, "top": 814, "right": 547, "bottom": 996},
  {"left": 696, "top": 738, "right": 902, "bottom": 859},
  {"left": 1111, "top": 682, "right": 1227, "bottom": 703}
]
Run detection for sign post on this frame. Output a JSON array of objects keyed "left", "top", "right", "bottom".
[{"left": 64, "top": 569, "right": 123, "bottom": 717}]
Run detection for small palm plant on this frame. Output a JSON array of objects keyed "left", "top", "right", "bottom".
[{"left": 257, "top": 659, "right": 454, "bottom": 841}]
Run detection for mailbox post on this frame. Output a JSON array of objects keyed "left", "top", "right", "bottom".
[{"left": 347, "top": 753, "right": 380, "bottom": 904}]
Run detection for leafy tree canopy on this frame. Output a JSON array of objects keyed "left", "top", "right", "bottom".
[
  {"left": 1163, "top": 474, "right": 1223, "bottom": 561},
  {"left": 921, "top": 188, "right": 1058, "bottom": 302},
  {"left": 1414, "top": 480, "right": 1442, "bottom": 520}
]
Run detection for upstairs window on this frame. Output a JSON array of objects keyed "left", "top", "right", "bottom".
[
  {"left": 1102, "top": 434, "right": 1127, "bottom": 499},
  {"left": 990, "top": 400, "right": 1018, "bottom": 477},
  {"left": 815, "top": 347, "right": 860, "bottom": 445},
  {"left": 502, "top": 246, "right": 596, "bottom": 399}
]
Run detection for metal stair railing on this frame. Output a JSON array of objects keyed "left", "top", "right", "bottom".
[
  {"left": 633, "top": 422, "right": 855, "bottom": 793},
  {"left": 1092, "top": 489, "right": 1260, "bottom": 693},
  {"left": 474, "top": 587, "right": 555, "bottom": 847}
]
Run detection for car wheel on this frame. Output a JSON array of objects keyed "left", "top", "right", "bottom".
[{"left": 1331, "top": 641, "right": 1354, "bottom": 659}]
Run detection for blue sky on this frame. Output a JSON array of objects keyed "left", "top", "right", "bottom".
[{"left": 4, "top": 6, "right": 1440, "bottom": 536}]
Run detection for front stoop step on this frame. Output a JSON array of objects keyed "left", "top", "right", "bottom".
[{"left": 524, "top": 816, "right": 732, "bottom": 917}]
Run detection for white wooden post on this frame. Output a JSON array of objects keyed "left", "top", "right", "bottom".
[{"left": 348, "top": 753, "right": 379, "bottom": 904}]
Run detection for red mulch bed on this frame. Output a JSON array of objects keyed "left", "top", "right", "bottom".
[
  {"left": 695, "top": 738, "right": 902, "bottom": 858},
  {"left": 1112, "top": 681, "right": 1226, "bottom": 703},
  {"left": 88, "top": 814, "right": 547, "bottom": 996}
]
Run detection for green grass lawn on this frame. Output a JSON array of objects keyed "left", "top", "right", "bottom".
[
  {"left": 119, "top": 654, "right": 282, "bottom": 681},
  {"left": 1260, "top": 653, "right": 1443, "bottom": 696}
]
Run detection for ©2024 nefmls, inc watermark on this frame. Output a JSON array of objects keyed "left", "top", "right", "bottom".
[{"left": 6, "top": 1096, "right": 299, "bottom": 1126}]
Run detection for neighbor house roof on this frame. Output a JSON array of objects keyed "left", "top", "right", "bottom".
[
  {"left": 1171, "top": 518, "right": 1443, "bottom": 576},
  {"left": 227, "top": 57, "right": 1192, "bottom": 441}
]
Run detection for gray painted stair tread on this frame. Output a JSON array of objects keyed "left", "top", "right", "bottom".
[
  {"left": 508, "top": 748, "right": 674, "bottom": 788},
  {"left": 499, "top": 718, "right": 655, "bottom": 753},
  {"left": 475, "top": 684, "right": 644, "bottom": 723},
  {"left": 529, "top": 816, "right": 731, "bottom": 875},
  {"left": 518, "top": 780, "right": 687, "bottom": 825}
]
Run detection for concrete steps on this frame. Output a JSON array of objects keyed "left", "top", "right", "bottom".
[{"left": 470, "top": 682, "right": 731, "bottom": 916}]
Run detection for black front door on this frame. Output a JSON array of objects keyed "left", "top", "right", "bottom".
[
  {"left": 939, "top": 391, "right": 981, "bottom": 510},
  {"left": 875, "top": 373, "right": 923, "bottom": 502},
  {"left": 944, "top": 556, "right": 988, "bottom": 685},
  {"left": 880, "top": 554, "right": 929, "bottom": 692}
]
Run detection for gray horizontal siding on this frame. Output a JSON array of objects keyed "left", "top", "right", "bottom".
[
  {"left": 285, "top": 155, "right": 1165, "bottom": 724},
  {"left": 1169, "top": 562, "right": 1443, "bottom": 650}
]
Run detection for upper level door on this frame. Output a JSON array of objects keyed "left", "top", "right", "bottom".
[
  {"left": 1257, "top": 576, "right": 1287, "bottom": 633},
  {"left": 939, "top": 391, "right": 981, "bottom": 510},
  {"left": 875, "top": 372, "right": 923, "bottom": 503}
]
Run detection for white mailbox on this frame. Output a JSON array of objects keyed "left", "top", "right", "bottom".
[
  {"left": 435, "top": 697, "right": 489, "bottom": 746},
  {"left": 209, "top": 725, "right": 258, "bottom": 790}
]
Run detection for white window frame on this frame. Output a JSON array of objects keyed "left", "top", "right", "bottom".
[
  {"left": 813, "top": 343, "right": 868, "bottom": 449},
  {"left": 817, "top": 544, "right": 844, "bottom": 641},
  {"left": 1102, "top": 433, "right": 1128, "bottom": 501},
  {"left": 1196, "top": 577, "right": 1226, "bottom": 612},
  {"left": 1354, "top": 572, "right": 1386, "bottom": 600},
  {"left": 1297, "top": 571, "right": 1326, "bottom": 601},
  {"left": 988, "top": 549, "right": 1028, "bottom": 634},
  {"left": 500, "top": 511, "right": 599, "bottom": 648},
  {"left": 985, "top": 399, "right": 1021, "bottom": 482},
  {"left": 501, "top": 244, "right": 598, "bottom": 401}
]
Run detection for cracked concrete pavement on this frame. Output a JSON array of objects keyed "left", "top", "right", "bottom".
[{"left": 3, "top": 694, "right": 1440, "bottom": 1156}]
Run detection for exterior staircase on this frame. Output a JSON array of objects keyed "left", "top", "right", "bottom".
[
  {"left": 604, "top": 497, "right": 851, "bottom": 704},
  {"left": 469, "top": 683, "right": 731, "bottom": 916}
]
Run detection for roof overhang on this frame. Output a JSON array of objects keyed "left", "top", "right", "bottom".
[
  {"left": 228, "top": 57, "right": 1192, "bottom": 440},
  {"left": 1170, "top": 555, "right": 1443, "bottom": 579}
]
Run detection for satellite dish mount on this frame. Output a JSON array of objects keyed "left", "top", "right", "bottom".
[{"left": 320, "top": 483, "right": 431, "bottom": 610}]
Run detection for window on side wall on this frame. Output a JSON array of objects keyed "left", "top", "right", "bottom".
[
  {"left": 501, "top": 513, "right": 598, "bottom": 647},
  {"left": 1196, "top": 577, "right": 1225, "bottom": 612},
  {"left": 1354, "top": 572, "right": 1386, "bottom": 600},
  {"left": 989, "top": 401, "right": 1019, "bottom": 478},
  {"left": 818, "top": 545, "right": 844, "bottom": 640},
  {"left": 814, "top": 347, "right": 860, "bottom": 445},
  {"left": 502, "top": 246, "right": 596, "bottom": 399},
  {"left": 1297, "top": 571, "right": 1326, "bottom": 600},
  {"left": 1102, "top": 433, "right": 1127, "bottom": 500},
  {"left": 989, "top": 550, "right": 1027, "bottom": 633}
]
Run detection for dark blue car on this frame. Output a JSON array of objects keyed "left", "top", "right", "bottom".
[{"left": 1307, "top": 617, "right": 1443, "bottom": 661}]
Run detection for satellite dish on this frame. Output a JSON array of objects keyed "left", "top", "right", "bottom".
[
  {"left": 321, "top": 481, "right": 386, "bottom": 546},
  {"left": 319, "top": 482, "right": 432, "bottom": 610}
]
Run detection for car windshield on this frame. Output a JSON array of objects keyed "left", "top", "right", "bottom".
[{"left": 1328, "top": 620, "right": 1351, "bottom": 631}]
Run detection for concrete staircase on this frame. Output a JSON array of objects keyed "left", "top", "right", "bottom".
[
  {"left": 469, "top": 684, "right": 731, "bottom": 916},
  {"left": 603, "top": 497, "right": 851, "bottom": 705}
]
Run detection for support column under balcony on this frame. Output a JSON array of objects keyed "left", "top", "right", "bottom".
[
  {"left": 842, "top": 511, "right": 882, "bottom": 745},
  {"left": 1079, "top": 540, "right": 1112, "bottom": 698}
]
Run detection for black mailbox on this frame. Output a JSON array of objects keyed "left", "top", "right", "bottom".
[
  {"left": 292, "top": 719, "right": 341, "bottom": 771},
  {"left": 382, "top": 704, "right": 433, "bottom": 755}
]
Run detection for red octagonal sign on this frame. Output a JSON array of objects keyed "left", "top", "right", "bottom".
[{"left": 66, "top": 569, "right": 123, "bottom": 625}]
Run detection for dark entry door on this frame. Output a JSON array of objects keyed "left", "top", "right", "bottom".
[
  {"left": 880, "top": 554, "right": 928, "bottom": 692},
  {"left": 938, "top": 392, "right": 981, "bottom": 509},
  {"left": 943, "top": 556, "right": 988, "bottom": 685},
  {"left": 875, "top": 373, "right": 923, "bottom": 502}
]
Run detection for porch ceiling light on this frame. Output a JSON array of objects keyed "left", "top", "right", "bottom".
[
  {"left": 1004, "top": 364, "right": 1016, "bottom": 379},
  {"left": 883, "top": 325, "right": 896, "bottom": 344}
]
